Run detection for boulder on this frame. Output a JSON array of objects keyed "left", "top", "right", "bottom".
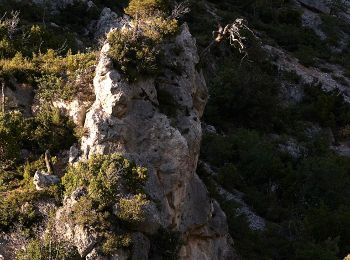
[{"left": 33, "top": 170, "right": 60, "bottom": 190}]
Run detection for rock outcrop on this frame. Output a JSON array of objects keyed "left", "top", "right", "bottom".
[
  {"left": 264, "top": 44, "right": 350, "bottom": 103},
  {"left": 33, "top": 170, "right": 60, "bottom": 190},
  {"left": 55, "top": 23, "right": 234, "bottom": 259}
]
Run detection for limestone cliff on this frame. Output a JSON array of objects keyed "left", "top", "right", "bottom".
[{"left": 55, "top": 24, "right": 235, "bottom": 259}]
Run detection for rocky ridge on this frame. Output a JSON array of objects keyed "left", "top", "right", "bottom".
[{"left": 54, "top": 20, "right": 235, "bottom": 259}]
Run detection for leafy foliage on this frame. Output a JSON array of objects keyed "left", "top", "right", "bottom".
[
  {"left": 107, "top": 0, "right": 178, "bottom": 81},
  {"left": 0, "top": 185, "right": 62, "bottom": 231},
  {"left": 116, "top": 194, "right": 149, "bottom": 225},
  {"left": 61, "top": 154, "right": 149, "bottom": 255},
  {"left": 0, "top": 108, "right": 76, "bottom": 165},
  {"left": 125, "top": 0, "right": 169, "bottom": 18},
  {"left": 62, "top": 154, "right": 148, "bottom": 199},
  {"left": 17, "top": 232, "right": 81, "bottom": 260},
  {"left": 107, "top": 30, "right": 159, "bottom": 81}
]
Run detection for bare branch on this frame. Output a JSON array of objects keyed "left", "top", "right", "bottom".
[
  {"left": 0, "top": 11, "right": 20, "bottom": 38},
  {"left": 170, "top": 1, "right": 191, "bottom": 19},
  {"left": 201, "top": 18, "right": 256, "bottom": 62}
]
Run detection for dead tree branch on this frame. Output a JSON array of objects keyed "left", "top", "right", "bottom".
[
  {"left": 201, "top": 18, "right": 256, "bottom": 63},
  {"left": 0, "top": 11, "right": 20, "bottom": 38},
  {"left": 170, "top": 1, "right": 191, "bottom": 19}
]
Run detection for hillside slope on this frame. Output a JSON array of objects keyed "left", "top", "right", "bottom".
[{"left": 2, "top": 0, "right": 350, "bottom": 259}]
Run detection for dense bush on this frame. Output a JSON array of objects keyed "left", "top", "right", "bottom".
[
  {"left": 187, "top": 1, "right": 350, "bottom": 259},
  {"left": 0, "top": 49, "right": 96, "bottom": 101},
  {"left": 107, "top": 30, "right": 159, "bottom": 81},
  {"left": 0, "top": 108, "right": 77, "bottom": 166},
  {"left": 62, "top": 154, "right": 148, "bottom": 199},
  {"left": 107, "top": 0, "right": 178, "bottom": 81},
  {"left": 125, "top": 0, "right": 169, "bottom": 18},
  {"left": 204, "top": 49, "right": 282, "bottom": 132},
  {"left": 201, "top": 127, "right": 350, "bottom": 259},
  {"left": 0, "top": 185, "right": 62, "bottom": 231},
  {"left": 17, "top": 236, "right": 81, "bottom": 260},
  {"left": 61, "top": 154, "right": 149, "bottom": 255},
  {"left": 116, "top": 194, "right": 149, "bottom": 225},
  {"left": 101, "top": 233, "right": 132, "bottom": 255}
]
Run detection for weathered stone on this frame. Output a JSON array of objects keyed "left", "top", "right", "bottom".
[
  {"left": 55, "top": 197, "right": 99, "bottom": 257},
  {"left": 71, "top": 187, "right": 87, "bottom": 202},
  {"left": 33, "top": 170, "right": 60, "bottom": 190},
  {"left": 136, "top": 202, "right": 161, "bottom": 235},
  {"left": 53, "top": 99, "right": 90, "bottom": 126},
  {"left": 301, "top": 9, "right": 326, "bottom": 40},
  {"left": 278, "top": 139, "right": 306, "bottom": 159},
  {"left": 69, "top": 144, "right": 81, "bottom": 164},
  {"left": 264, "top": 44, "right": 350, "bottom": 103},
  {"left": 94, "top": 8, "right": 127, "bottom": 40},
  {"left": 79, "top": 23, "right": 233, "bottom": 259}
]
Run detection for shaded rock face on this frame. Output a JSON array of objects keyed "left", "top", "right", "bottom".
[
  {"left": 297, "top": 0, "right": 331, "bottom": 14},
  {"left": 76, "top": 24, "right": 235, "bottom": 259},
  {"left": 264, "top": 44, "right": 350, "bottom": 102}
]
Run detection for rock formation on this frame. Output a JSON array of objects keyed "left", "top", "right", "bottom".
[
  {"left": 55, "top": 23, "right": 235, "bottom": 259},
  {"left": 33, "top": 170, "right": 60, "bottom": 190}
]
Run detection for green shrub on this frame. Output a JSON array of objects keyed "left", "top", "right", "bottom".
[
  {"left": 17, "top": 238, "right": 81, "bottom": 260},
  {"left": 125, "top": 0, "right": 168, "bottom": 18},
  {"left": 61, "top": 154, "right": 148, "bottom": 255},
  {"left": 72, "top": 196, "right": 111, "bottom": 228},
  {"left": 62, "top": 154, "right": 148, "bottom": 200},
  {"left": 298, "top": 85, "right": 350, "bottom": 129},
  {"left": 102, "top": 233, "right": 132, "bottom": 255},
  {"left": 0, "top": 49, "right": 96, "bottom": 100},
  {"left": 29, "top": 105, "right": 77, "bottom": 153},
  {"left": 294, "top": 45, "right": 318, "bottom": 67},
  {"left": 0, "top": 111, "right": 25, "bottom": 164},
  {"left": 107, "top": 30, "right": 159, "bottom": 81},
  {"left": 0, "top": 107, "right": 77, "bottom": 166},
  {"left": 0, "top": 52, "right": 36, "bottom": 81},
  {"left": 35, "top": 74, "right": 68, "bottom": 101},
  {"left": 116, "top": 194, "right": 149, "bottom": 225},
  {"left": 204, "top": 54, "right": 281, "bottom": 131},
  {"left": 107, "top": 0, "right": 178, "bottom": 81},
  {"left": 0, "top": 185, "right": 62, "bottom": 230}
]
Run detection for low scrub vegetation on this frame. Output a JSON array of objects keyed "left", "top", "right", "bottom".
[
  {"left": 107, "top": 0, "right": 179, "bottom": 81},
  {"left": 62, "top": 154, "right": 149, "bottom": 255}
]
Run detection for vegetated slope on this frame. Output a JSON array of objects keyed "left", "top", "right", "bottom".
[
  {"left": 0, "top": 1, "right": 234, "bottom": 259},
  {"left": 186, "top": 0, "right": 350, "bottom": 259},
  {"left": 2, "top": 0, "right": 350, "bottom": 259}
]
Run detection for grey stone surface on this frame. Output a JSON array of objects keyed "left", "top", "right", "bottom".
[
  {"left": 33, "top": 170, "right": 59, "bottom": 190},
  {"left": 78, "top": 23, "right": 234, "bottom": 259}
]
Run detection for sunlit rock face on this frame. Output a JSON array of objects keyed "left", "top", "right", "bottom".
[{"left": 77, "top": 23, "right": 235, "bottom": 259}]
